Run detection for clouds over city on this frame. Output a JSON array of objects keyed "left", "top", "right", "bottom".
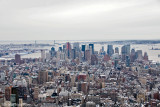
[{"left": 0, "top": 0, "right": 160, "bottom": 40}]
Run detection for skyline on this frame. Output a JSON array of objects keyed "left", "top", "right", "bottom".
[{"left": 0, "top": 0, "right": 160, "bottom": 40}]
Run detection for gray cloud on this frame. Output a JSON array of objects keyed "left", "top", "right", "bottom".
[{"left": 0, "top": 0, "right": 160, "bottom": 40}]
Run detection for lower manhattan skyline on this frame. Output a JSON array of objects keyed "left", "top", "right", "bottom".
[{"left": 0, "top": 0, "right": 160, "bottom": 40}]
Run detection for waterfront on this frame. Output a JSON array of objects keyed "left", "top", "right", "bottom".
[{"left": 0, "top": 40, "right": 160, "bottom": 62}]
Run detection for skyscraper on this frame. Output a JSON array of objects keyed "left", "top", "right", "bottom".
[
  {"left": 136, "top": 50, "right": 143, "bottom": 60},
  {"left": 144, "top": 52, "right": 148, "bottom": 61},
  {"left": 5, "top": 86, "right": 12, "bottom": 101},
  {"left": 126, "top": 55, "right": 130, "bottom": 67},
  {"left": 100, "top": 46, "right": 106, "bottom": 56},
  {"left": 82, "top": 45, "right": 86, "bottom": 52},
  {"left": 58, "top": 47, "right": 62, "bottom": 52},
  {"left": 91, "top": 54, "right": 98, "bottom": 65},
  {"left": 34, "top": 87, "right": 39, "bottom": 100},
  {"left": 85, "top": 50, "right": 91, "bottom": 62},
  {"left": 130, "top": 49, "right": 136, "bottom": 62},
  {"left": 71, "top": 49, "right": 76, "bottom": 59},
  {"left": 107, "top": 45, "right": 114, "bottom": 56},
  {"left": 41, "top": 50, "right": 46, "bottom": 62},
  {"left": 73, "top": 42, "right": 80, "bottom": 51},
  {"left": 15, "top": 54, "right": 21, "bottom": 64},
  {"left": 82, "top": 45, "right": 86, "bottom": 60},
  {"left": 115, "top": 47, "right": 119, "bottom": 54},
  {"left": 66, "top": 42, "right": 71, "bottom": 59},
  {"left": 102, "top": 46, "right": 104, "bottom": 52},
  {"left": 121, "top": 45, "right": 130, "bottom": 61},
  {"left": 50, "top": 47, "right": 56, "bottom": 57},
  {"left": 89, "top": 44, "right": 94, "bottom": 54},
  {"left": 63, "top": 44, "right": 66, "bottom": 52},
  {"left": 38, "top": 71, "right": 48, "bottom": 84}
]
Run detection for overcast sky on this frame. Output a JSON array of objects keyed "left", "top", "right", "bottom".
[{"left": 0, "top": 0, "right": 160, "bottom": 40}]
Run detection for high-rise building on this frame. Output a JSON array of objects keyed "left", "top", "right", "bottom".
[
  {"left": 121, "top": 45, "right": 130, "bottom": 61},
  {"left": 91, "top": 54, "right": 98, "bottom": 65},
  {"left": 82, "top": 45, "right": 86, "bottom": 52},
  {"left": 136, "top": 50, "right": 143, "bottom": 60},
  {"left": 144, "top": 52, "right": 148, "bottom": 61},
  {"left": 19, "top": 99, "right": 23, "bottom": 107},
  {"left": 115, "top": 47, "right": 119, "bottom": 54},
  {"left": 38, "top": 71, "right": 48, "bottom": 84},
  {"left": 50, "top": 47, "right": 56, "bottom": 57},
  {"left": 10, "top": 94, "right": 16, "bottom": 104},
  {"left": 89, "top": 44, "right": 94, "bottom": 54},
  {"left": 63, "top": 45, "right": 66, "bottom": 52},
  {"left": 102, "top": 46, "right": 104, "bottom": 52},
  {"left": 15, "top": 54, "right": 21, "bottom": 64},
  {"left": 114, "top": 59, "right": 119, "bottom": 68},
  {"left": 11, "top": 85, "right": 27, "bottom": 102},
  {"left": 82, "top": 45, "right": 86, "bottom": 60},
  {"left": 66, "top": 42, "right": 71, "bottom": 59},
  {"left": 71, "top": 49, "right": 76, "bottom": 59},
  {"left": 34, "top": 87, "right": 39, "bottom": 100},
  {"left": 107, "top": 45, "right": 114, "bottom": 56},
  {"left": 58, "top": 47, "right": 62, "bottom": 52},
  {"left": 130, "top": 49, "right": 136, "bottom": 62},
  {"left": 81, "top": 82, "right": 88, "bottom": 94},
  {"left": 85, "top": 50, "right": 91, "bottom": 62},
  {"left": 41, "top": 50, "right": 46, "bottom": 62},
  {"left": 126, "top": 55, "right": 130, "bottom": 67},
  {"left": 11, "top": 87, "right": 19, "bottom": 104},
  {"left": 5, "top": 86, "right": 12, "bottom": 101},
  {"left": 73, "top": 42, "right": 80, "bottom": 51},
  {"left": 100, "top": 46, "right": 106, "bottom": 56}
]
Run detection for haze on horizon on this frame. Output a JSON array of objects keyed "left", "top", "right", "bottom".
[{"left": 0, "top": 0, "right": 160, "bottom": 40}]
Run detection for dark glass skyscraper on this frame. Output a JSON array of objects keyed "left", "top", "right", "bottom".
[
  {"left": 82, "top": 45, "right": 86, "bottom": 60},
  {"left": 89, "top": 44, "right": 94, "bottom": 54},
  {"left": 82, "top": 45, "right": 86, "bottom": 52},
  {"left": 50, "top": 47, "right": 56, "bottom": 57},
  {"left": 107, "top": 45, "right": 114, "bottom": 56}
]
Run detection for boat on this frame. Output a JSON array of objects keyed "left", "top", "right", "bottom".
[{"left": 151, "top": 47, "right": 160, "bottom": 50}]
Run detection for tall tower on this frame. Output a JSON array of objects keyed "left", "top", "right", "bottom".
[
  {"left": 107, "top": 45, "right": 114, "bottom": 56},
  {"left": 121, "top": 45, "right": 130, "bottom": 61},
  {"left": 89, "top": 44, "right": 94, "bottom": 54},
  {"left": 82, "top": 45, "right": 86, "bottom": 60},
  {"left": 41, "top": 50, "right": 46, "bottom": 62},
  {"left": 66, "top": 42, "right": 71, "bottom": 59},
  {"left": 15, "top": 54, "right": 21, "bottom": 64},
  {"left": 50, "top": 47, "right": 56, "bottom": 57}
]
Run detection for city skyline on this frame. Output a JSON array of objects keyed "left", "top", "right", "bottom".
[
  {"left": 0, "top": 0, "right": 160, "bottom": 106},
  {"left": 0, "top": 0, "right": 160, "bottom": 40}
]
